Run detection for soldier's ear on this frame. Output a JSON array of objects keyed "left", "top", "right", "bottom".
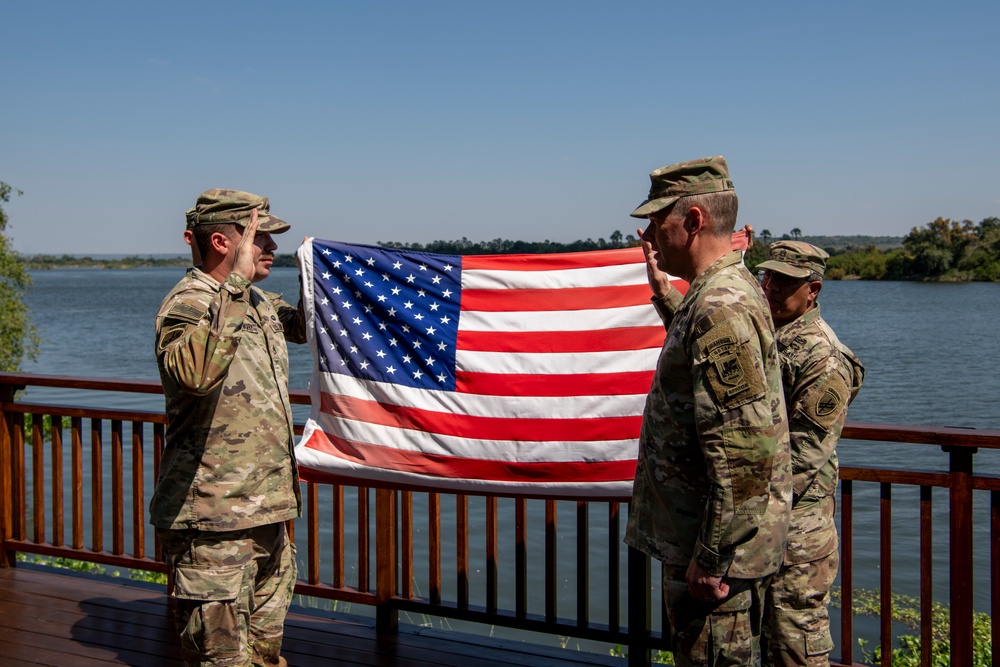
[
  {"left": 209, "top": 230, "right": 234, "bottom": 255},
  {"left": 684, "top": 206, "right": 706, "bottom": 235},
  {"left": 809, "top": 280, "right": 823, "bottom": 301}
]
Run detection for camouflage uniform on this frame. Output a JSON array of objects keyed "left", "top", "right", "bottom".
[
  {"left": 625, "top": 249, "right": 792, "bottom": 667},
  {"left": 755, "top": 241, "right": 864, "bottom": 666},
  {"left": 763, "top": 307, "right": 863, "bottom": 666},
  {"left": 152, "top": 189, "right": 306, "bottom": 667}
]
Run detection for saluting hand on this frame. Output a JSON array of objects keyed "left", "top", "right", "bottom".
[
  {"left": 638, "top": 227, "right": 672, "bottom": 299},
  {"left": 233, "top": 208, "right": 260, "bottom": 282}
]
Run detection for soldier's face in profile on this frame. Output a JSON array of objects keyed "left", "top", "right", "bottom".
[
  {"left": 760, "top": 270, "right": 820, "bottom": 327},
  {"left": 246, "top": 230, "right": 278, "bottom": 282},
  {"left": 223, "top": 225, "right": 279, "bottom": 282},
  {"left": 643, "top": 205, "right": 686, "bottom": 274}
]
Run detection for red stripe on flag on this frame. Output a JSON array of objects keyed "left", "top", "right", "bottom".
[
  {"left": 462, "top": 247, "right": 644, "bottom": 271},
  {"left": 301, "top": 429, "right": 637, "bottom": 483},
  {"left": 460, "top": 284, "right": 652, "bottom": 312},
  {"left": 454, "top": 370, "right": 654, "bottom": 396},
  {"left": 456, "top": 326, "right": 665, "bottom": 353},
  {"left": 319, "top": 393, "right": 641, "bottom": 441}
]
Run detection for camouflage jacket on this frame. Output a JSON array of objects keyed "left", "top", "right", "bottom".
[
  {"left": 150, "top": 268, "right": 307, "bottom": 531},
  {"left": 776, "top": 305, "right": 864, "bottom": 564},
  {"left": 625, "top": 251, "right": 792, "bottom": 579}
]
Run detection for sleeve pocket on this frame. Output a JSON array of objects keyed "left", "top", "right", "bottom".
[
  {"left": 723, "top": 425, "right": 774, "bottom": 516},
  {"left": 173, "top": 563, "right": 246, "bottom": 602}
]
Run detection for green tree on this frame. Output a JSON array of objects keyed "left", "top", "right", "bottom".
[
  {"left": 0, "top": 181, "right": 40, "bottom": 371},
  {"left": 902, "top": 217, "right": 978, "bottom": 278},
  {"left": 790, "top": 227, "right": 802, "bottom": 239},
  {"left": 958, "top": 217, "right": 1000, "bottom": 281},
  {"left": 743, "top": 239, "right": 769, "bottom": 273},
  {"left": 760, "top": 229, "right": 772, "bottom": 245}
]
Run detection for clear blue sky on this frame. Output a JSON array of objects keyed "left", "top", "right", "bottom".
[{"left": 2, "top": 1, "right": 997, "bottom": 255}]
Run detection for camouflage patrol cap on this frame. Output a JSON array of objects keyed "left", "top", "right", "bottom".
[
  {"left": 184, "top": 207, "right": 197, "bottom": 230},
  {"left": 629, "top": 155, "right": 735, "bottom": 219},
  {"left": 192, "top": 188, "right": 290, "bottom": 234},
  {"left": 757, "top": 240, "right": 829, "bottom": 279}
]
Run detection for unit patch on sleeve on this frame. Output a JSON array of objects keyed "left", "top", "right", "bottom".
[
  {"left": 698, "top": 321, "right": 766, "bottom": 410},
  {"left": 802, "top": 373, "right": 850, "bottom": 430}
]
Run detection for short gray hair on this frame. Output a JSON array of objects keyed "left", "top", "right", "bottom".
[{"left": 676, "top": 190, "right": 739, "bottom": 237}]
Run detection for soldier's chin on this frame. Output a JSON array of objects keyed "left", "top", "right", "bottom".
[{"left": 253, "top": 262, "right": 273, "bottom": 281}]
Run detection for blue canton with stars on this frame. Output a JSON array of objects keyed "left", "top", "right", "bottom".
[{"left": 312, "top": 241, "right": 463, "bottom": 390}]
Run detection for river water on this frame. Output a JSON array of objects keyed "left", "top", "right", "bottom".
[{"left": 16, "top": 266, "right": 1000, "bottom": 653}]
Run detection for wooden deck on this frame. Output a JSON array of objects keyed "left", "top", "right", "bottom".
[{"left": 0, "top": 566, "right": 623, "bottom": 667}]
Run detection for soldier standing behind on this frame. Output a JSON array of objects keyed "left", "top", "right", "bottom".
[
  {"left": 151, "top": 189, "right": 307, "bottom": 667},
  {"left": 757, "top": 241, "right": 864, "bottom": 666},
  {"left": 624, "top": 156, "right": 792, "bottom": 666}
]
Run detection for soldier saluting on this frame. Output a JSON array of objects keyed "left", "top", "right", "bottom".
[
  {"left": 625, "top": 157, "right": 792, "bottom": 666},
  {"left": 152, "top": 189, "right": 307, "bottom": 667}
]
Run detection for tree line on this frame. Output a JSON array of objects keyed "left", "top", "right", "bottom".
[
  {"left": 743, "top": 217, "right": 1000, "bottom": 282},
  {"left": 377, "top": 229, "right": 639, "bottom": 255}
]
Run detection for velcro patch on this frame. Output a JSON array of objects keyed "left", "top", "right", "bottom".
[
  {"left": 802, "top": 374, "right": 850, "bottom": 430},
  {"left": 158, "top": 325, "right": 186, "bottom": 349},
  {"left": 164, "top": 302, "right": 205, "bottom": 324},
  {"left": 698, "top": 321, "right": 766, "bottom": 410}
]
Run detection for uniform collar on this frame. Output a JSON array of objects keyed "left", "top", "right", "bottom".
[
  {"left": 777, "top": 303, "right": 822, "bottom": 338},
  {"left": 680, "top": 250, "right": 744, "bottom": 307}
]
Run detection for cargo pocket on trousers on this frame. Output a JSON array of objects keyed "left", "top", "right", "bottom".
[
  {"left": 173, "top": 563, "right": 246, "bottom": 601},
  {"left": 172, "top": 563, "right": 248, "bottom": 663},
  {"left": 805, "top": 628, "right": 834, "bottom": 656},
  {"left": 714, "top": 586, "right": 752, "bottom": 613}
]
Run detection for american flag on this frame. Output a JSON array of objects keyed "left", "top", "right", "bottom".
[{"left": 294, "top": 233, "right": 748, "bottom": 497}]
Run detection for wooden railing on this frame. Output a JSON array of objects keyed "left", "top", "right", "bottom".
[{"left": 1, "top": 373, "right": 998, "bottom": 667}]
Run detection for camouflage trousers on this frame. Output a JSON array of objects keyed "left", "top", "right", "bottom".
[
  {"left": 663, "top": 565, "right": 768, "bottom": 667},
  {"left": 762, "top": 549, "right": 839, "bottom": 666},
  {"left": 158, "top": 522, "right": 297, "bottom": 667}
]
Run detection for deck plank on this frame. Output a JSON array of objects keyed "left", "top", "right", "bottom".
[{"left": 0, "top": 567, "right": 623, "bottom": 666}]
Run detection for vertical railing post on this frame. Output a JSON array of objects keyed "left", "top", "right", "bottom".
[
  {"left": 375, "top": 488, "right": 398, "bottom": 636},
  {"left": 838, "top": 478, "right": 854, "bottom": 666},
  {"left": 0, "top": 382, "right": 18, "bottom": 567},
  {"left": 626, "top": 545, "right": 651, "bottom": 667},
  {"left": 945, "top": 444, "right": 975, "bottom": 666},
  {"left": 992, "top": 490, "right": 1000, "bottom": 667}
]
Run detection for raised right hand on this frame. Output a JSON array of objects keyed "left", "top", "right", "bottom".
[
  {"left": 232, "top": 208, "right": 260, "bottom": 281},
  {"left": 638, "top": 227, "right": 672, "bottom": 298}
]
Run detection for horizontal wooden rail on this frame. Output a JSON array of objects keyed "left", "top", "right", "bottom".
[{"left": 844, "top": 421, "right": 1000, "bottom": 449}]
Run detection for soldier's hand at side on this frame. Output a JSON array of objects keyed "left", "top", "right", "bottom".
[
  {"left": 233, "top": 208, "right": 260, "bottom": 281},
  {"left": 686, "top": 558, "right": 729, "bottom": 602},
  {"left": 638, "top": 227, "right": 673, "bottom": 299}
]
